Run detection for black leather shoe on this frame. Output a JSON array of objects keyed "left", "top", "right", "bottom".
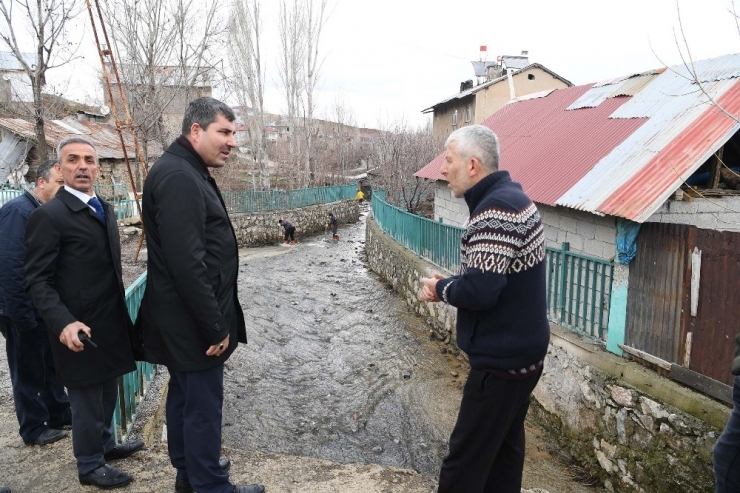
[
  {"left": 234, "top": 485, "right": 265, "bottom": 493},
  {"left": 78, "top": 464, "right": 133, "bottom": 489},
  {"left": 173, "top": 459, "right": 232, "bottom": 493},
  {"left": 174, "top": 479, "right": 194, "bottom": 493},
  {"left": 104, "top": 439, "right": 144, "bottom": 461},
  {"left": 0, "top": 486, "right": 11, "bottom": 493},
  {"left": 26, "top": 428, "right": 68, "bottom": 446}
]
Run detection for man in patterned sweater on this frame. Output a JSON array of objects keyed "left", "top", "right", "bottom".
[{"left": 419, "top": 124, "right": 550, "bottom": 493}]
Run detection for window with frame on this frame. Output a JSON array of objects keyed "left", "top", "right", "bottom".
[
  {"left": 452, "top": 109, "right": 458, "bottom": 128},
  {"left": 465, "top": 105, "right": 472, "bottom": 123}
]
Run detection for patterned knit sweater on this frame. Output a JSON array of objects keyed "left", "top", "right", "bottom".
[{"left": 435, "top": 171, "right": 550, "bottom": 370}]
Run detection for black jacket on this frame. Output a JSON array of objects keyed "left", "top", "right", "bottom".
[
  {"left": 137, "top": 139, "right": 247, "bottom": 372},
  {"left": 24, "top": 188, "right": 136, "bottom": 388},
  {"left": 0, "top": 191, "right": 42, "bottom": 329}
]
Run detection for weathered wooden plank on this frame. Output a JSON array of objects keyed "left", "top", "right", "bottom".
[
  {"left": 670, "top": 364, "right": 732, "bottom": 404},
  {"left": 618, "top": 344, "right": 672, "bottom": 370}
]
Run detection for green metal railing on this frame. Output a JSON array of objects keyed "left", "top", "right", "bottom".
[
  {"left": 113, "top": 198, "right": 140, "bottom": 220},
  {"left": 371, "top": 191, "right": 614, "bottom": 340},
  {"left": 546, "top": 243, "right": 613, "bottom": 340},
  {"left": 222, "top": 184, "right": 357, "bottom": 213},
  {"left": 0, "top": 188, "right": 24, "bottom": 206},
  {"left": 113, "top": 271, "right": 154, "bottom": 443},
  {"left": 371, "top": 190, "right": 463, "bottom": 273}
]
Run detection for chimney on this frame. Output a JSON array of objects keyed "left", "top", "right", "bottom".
[{"left": 480, "top": 45, "right": 487, "bottom": 62}]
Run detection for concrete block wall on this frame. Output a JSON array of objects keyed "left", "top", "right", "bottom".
[
  {"left": 539, "top": 204, "right": 617, "bottom": 261},
  {"left": 433, "top": 191, "right": 618, "bottom": 262},
  {"left": 433, "top": 183, "right": 468, "bottom": 227},
  {"left": 647, "top": 196, "right": 740, "bottom": 232}
]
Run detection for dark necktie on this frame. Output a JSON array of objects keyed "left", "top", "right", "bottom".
[{"left": 88, "top": 196, "right": 106, "bottom": 225}]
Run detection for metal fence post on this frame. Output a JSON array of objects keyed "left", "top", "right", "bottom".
[{"left": 559, "top": 242, "right": 570, "bottom": 325}]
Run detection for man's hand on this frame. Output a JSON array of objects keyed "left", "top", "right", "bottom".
[
  {"left": 60, "top": 321, "right": 92, "bottom": 352},
  {"left": 206, "top": 334, "right": 230, "bottom": 357},
  {"left": 419, "top": 273, "right": 445, "bottom": 302}
]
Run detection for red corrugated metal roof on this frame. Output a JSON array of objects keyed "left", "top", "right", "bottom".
[
  {"left": 417, "top": 54, "right": 740, "bottom": 222},
  {"left": 415, "top": 85, "right": 648, "bottom": 206},
  {"left": 599, "top": 81, "right": 740, "bottom": 219}
]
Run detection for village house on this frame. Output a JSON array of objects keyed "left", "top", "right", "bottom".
[
  {"left": 422, "top": 48, "right": 572, "bottom": 142},
  {"left": 0, "top": 116, "right": 161, "bottom": 196},
  {"left": 415, "top": 52, "right": 740, "bottom": 404}
]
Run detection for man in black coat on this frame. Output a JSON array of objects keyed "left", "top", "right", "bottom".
[
  {"left": 24, "top": 137, "right": 143, "bottom": 489},
  {"left": 137, "top": 97, "right": 263, "bottom": 493},
  {"left": 0, "top": 159, "right": 70, "bottom": 446}
]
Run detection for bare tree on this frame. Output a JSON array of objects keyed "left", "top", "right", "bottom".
[
  {"left": 374, "top": 118, "right": 438, "bottom": 213},
  {"left": 0, "top": 0, "right": 81, "bottom": 161},
  {"left": 276, "top": 0, "right": 331, "bottom": 187},
  {"left": 103, "top": 0, "right": 224, "bottom": 154},
  {"left": 277, "top": 0, "right": 304, "bottom": 187},
  {"left": 302, "top": 0, "right": 329, "bottom": 185},
  {"left": 230, "top": 0, "right": 269, "bottom": 189}
]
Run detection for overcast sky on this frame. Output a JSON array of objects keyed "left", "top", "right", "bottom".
[{"left": 36, "top": 0, "right": 740, "bottom": 129}]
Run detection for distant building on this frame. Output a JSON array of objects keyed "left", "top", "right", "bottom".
[
  {"left": 103, "top": 64, "right": 212, "bottom": 141},
  {"left": 0, "top": 51, "right": 35, "bottom": 105},
  {"left": 422, "top": 48, "right": 572, "bottom": 142}
]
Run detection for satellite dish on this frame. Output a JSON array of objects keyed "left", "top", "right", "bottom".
[{"left": 100, "top": 105, "right": 110, "bottom": 116}]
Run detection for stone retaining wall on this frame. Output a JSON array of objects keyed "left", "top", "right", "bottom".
[
  {"left": 230, "top": 200, "right": 359, "bottom": 246},
  {"left": 365, "top": 215, "right": 457, "bottom": 343},
  {"left": 365, "top": 215, "right": 729, "bottom": 493}
]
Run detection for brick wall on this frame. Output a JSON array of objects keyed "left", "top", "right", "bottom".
[{"left": 646, "top": 195, "right": 740, "bottom": 232}]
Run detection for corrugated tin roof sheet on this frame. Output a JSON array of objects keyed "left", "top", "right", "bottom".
[
  {"left": 416, "top": 52, "right": 740, "bottom": 222},
  {"left": 0, "top": 133, "right": 31, "bottom": 182},
  {"left": 502, "top": 56, "right": 529, "bottom": 70},
  {"left": 0, "top": 118, "right": 161, "bottom": 160}
]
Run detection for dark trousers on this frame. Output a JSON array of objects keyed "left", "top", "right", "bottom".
[
  {"left": 438, "top": 367, "right": 542, "bottom": 493},
  {"left": 167, "top": 364, "right": 231, "bottom": 493},
  {"left": 0, "top": 316, "right": 70, "bottom": 443},
  {"left": 67, "top": 378, "right": 118, "bottom": 474},
  {"left": 714, "top": 375, "right": 740, "bottom": 492},
  {"left": 284, "top": 226, "right": 295, "bottom": 242}
]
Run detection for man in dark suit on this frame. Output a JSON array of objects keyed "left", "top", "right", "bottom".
[
  {"left": 24, "top": 136, "right": 144, "bottom": 489},
  {"left": 138, "top": 97, "right": 263, "bottom": 493},
  {"left": 0, "top": 159, "right": 70, "bottom": 446}
]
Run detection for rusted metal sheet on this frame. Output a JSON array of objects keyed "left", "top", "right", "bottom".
[
  {"left": 0, "top": 117, "right": 161, "bottom": 160},
  {"left": 688, "top": 229, "right": 740, "bottom": 386},
  {"left": 626, "top": 223, "right": 691, "bottom": 363}
]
